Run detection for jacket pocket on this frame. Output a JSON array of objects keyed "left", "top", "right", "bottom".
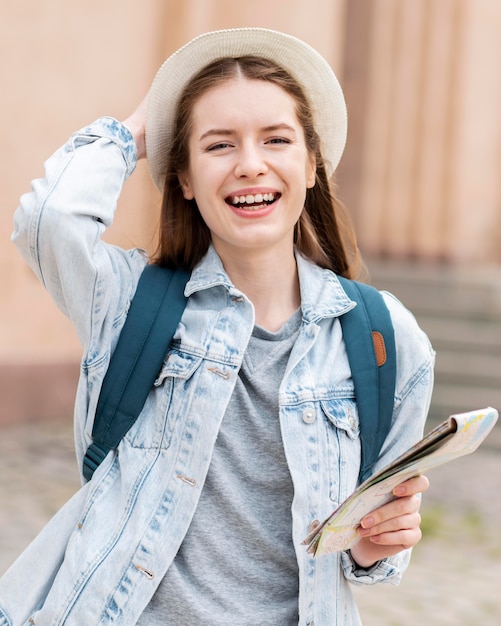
[{"left": 124, "top": 350, "right": 205, "bottom": 450}]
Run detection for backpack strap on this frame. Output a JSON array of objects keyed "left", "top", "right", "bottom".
[
  {"left": 82, "top": 264, "right": 190, "bottom": 481},
  {"left": 337, "top": 277, "right": 397, "bottom": 484}
]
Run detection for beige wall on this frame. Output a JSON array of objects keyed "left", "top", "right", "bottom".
[
  {"left": 0, "top": 0, "right": 347, "bottom": 420},
  {"left": 1, "top": 0, "right": 500, "bottom": 421},
  {"left": 2, "top": 0, "right": 164, "bottom": 365}
]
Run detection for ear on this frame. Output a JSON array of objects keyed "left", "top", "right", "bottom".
[
  {"left": 178, "top": 171, "right": 194, "bottom": 200},
  {"left": 306, "top": 154, "right": 316, "bottom": 189}
]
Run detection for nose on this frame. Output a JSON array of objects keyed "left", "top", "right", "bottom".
[{"left": 234, "top": 142, "right": 268, "bottom": 179}]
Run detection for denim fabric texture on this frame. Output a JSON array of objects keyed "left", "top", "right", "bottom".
[{"left": 1, "top": 119, "right": 435, "bottom": 626}]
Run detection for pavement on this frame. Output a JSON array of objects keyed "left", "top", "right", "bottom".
[{"left": 0, "top": 417, "right": 500, "bottom": 625}]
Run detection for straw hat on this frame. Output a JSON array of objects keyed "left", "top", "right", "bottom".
[{"left": 145, "top": 27, "right": 347, "bottom": 191}]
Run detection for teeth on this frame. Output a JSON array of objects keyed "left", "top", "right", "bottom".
[{"left": 231, "top": 193, "right": 275, "bottom": 205}]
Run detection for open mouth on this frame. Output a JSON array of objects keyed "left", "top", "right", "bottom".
[{"left": 226, "top": 192, "right": 280, "bottom": 210}]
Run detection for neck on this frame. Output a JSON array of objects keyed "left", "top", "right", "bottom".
[{"left": 218, "top": 247, "right": 300, "bottom": 332}]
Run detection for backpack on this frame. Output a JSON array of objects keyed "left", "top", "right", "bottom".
[{"left": 83, "top": 265, "right": 396, "bottom": 485}]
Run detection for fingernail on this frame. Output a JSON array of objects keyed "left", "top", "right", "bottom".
[
  {"left": 394, "top": 485, "right": 406, "bottom": 496},
  {"left": 361, "top": 516, "right": 374, "bottom": 529}
]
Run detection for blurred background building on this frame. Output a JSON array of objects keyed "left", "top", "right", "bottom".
[{"left": 1, "top": 0, "right": 501, "bottom": 425}]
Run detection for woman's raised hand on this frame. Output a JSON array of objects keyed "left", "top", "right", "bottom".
[{"left": 122, "top": 94, "right": 149, "bottom": 161}]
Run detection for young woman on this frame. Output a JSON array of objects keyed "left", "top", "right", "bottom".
[{"left": 2, "top": 28, "right": 434, "bottom": 625}]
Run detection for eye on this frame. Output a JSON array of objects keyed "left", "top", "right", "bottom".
[
  {"left": 267, "top": 137, "right": 291, "bottom": 145},
  {"left": 206, "top": 142, "right": 233, "bottom": 152}
]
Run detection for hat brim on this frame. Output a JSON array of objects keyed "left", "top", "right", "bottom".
[{"left": 145, "top": 27, "right": 347, "bottom": 190}]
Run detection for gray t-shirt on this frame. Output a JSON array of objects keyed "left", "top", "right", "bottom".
[{"left": 138, "top": 310, "right": 302, "bottom": 625}]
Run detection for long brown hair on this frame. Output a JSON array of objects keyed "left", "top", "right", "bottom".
[{"left": 154, "top": 56, "right": 364, "bottom": 279}]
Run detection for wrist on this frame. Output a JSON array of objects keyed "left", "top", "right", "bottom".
[
  {"left": 122, "top": 118, "right": 146, "bottom": 161},
  {"left": 349, "top": 540, "right": 379, "bottom": 569}
]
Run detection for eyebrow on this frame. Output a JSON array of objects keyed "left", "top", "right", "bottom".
[
  {"left": 198, "top": 123, "right": 297, "bottom": 142},
  {"left": 198, "top": 129, "right": 233, "bottom": 142}
]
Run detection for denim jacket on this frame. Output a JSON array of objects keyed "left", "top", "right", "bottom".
[{"left": 2, "top": 118, "right": 434, "bottom": 626}]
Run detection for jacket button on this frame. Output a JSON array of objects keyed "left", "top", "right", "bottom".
[{"left": 302, "top": 408, "right": 316, "bottom": 424}]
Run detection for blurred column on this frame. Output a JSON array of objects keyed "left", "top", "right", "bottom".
[
  {"left": 444, "top": 0, "right": 501, "bottom": 262},
  {"left": 339, "top": 0, "right": 501, "bottom": 264}
]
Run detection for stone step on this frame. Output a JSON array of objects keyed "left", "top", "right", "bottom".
[
  {"left": 429, "top": 382, "right": 501, "bottom": 418},
  {"left": 368, "top": 260, "right": 501, "bottom": 320},
  {"left": 434, "top": 350, "right": 501, "bottom": 387},
  {"left": 367, "top": 259, "right": 501, "bottom": 446},
  {"left": 416, "top": 316, "right": 501, "bottom": 353},
  {"left": 426, "top": 386, "right": 501, "bottom": 449}
]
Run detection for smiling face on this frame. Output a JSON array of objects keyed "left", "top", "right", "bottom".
[{"left": 178, "top": 77, "right": 316, "bottom": 263}]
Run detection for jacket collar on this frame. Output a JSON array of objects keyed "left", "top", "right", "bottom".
[
  {"left": 186, "top": 245, "right": 356, "bottom": 322},
  {"left": 295, "top": 251, "right": 355, "bottom": 323}
]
